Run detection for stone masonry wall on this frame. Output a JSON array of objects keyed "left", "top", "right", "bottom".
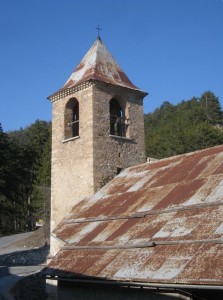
[
  {"left": 50, "top": 85, "right": 95, "bottom": 255},
  {"left": 92, "top": 82, "right": 146, "bottom": 190}
]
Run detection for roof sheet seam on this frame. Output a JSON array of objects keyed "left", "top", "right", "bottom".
[
  {"left": 64, "top": 202, "right": 223, "bottom": 224},
  {"left": 63, "top": 238, "right": 223, "bottom": 250}
]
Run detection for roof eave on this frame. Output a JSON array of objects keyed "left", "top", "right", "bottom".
[
  {"left": 45, "top": 276, "right": 223, "bottom": 291},
  {"left": 47, "top": 78, "right": 148, "bottom": 102}
]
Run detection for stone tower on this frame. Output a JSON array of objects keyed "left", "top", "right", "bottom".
[{"left": 48, "top": 37, "right": 147, "bottom": 255}]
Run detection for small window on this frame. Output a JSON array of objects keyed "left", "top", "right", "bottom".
[
  {"left": 64, "top": 98, "right": 79, "bottom": 139},
  {"left": 110, "top": 99, "right": 126, "bottom": 137}
]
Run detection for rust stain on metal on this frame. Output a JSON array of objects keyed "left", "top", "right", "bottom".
[
  {"left": 45, "top": 145, "right": 223, "bottom": 286},
  {"left": 213, "top": 161, "right": 223, "bottom": 175},
  {"left": 106, "top": 218, "right": 140, "bottom": 241},
  {"left": 78, "top": 222, "right": 108, "bottom": 244},
  {"left": 153, "top": 178, "right": 206, "bottom": 210}
]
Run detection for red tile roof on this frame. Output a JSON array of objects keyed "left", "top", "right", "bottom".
[
  {"left": 49, "top": 37, "right": 145, "bottom": 99},
  {"left": 45, "top": 145, "right": 223, "bottom": 286}
]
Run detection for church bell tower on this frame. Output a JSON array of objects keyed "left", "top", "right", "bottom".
[{"left": 48, "top": 37, "right": 147, "bottom": 255}]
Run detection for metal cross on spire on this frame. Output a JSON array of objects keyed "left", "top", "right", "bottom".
[{"left": 96, "top": 25, "right": 102, "bottom": 38}]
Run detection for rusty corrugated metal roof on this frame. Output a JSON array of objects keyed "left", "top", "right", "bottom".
[
  {"left": 49, "top": 37, "right": 145, "bottom": 99},
  {"left": 45, "top": 145, "right": 223, "bottom": 286}
]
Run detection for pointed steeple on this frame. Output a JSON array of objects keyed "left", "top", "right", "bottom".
[
  {"left": 64, "top": 38, "right": 139, "bottom": 90},
  {"left": 50, "top": 38, "right": 144, "bottom": 100}
]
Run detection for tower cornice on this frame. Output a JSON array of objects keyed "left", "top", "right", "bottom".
[{"left": 48, "top": 79, "right": 147, "bottom": 103}]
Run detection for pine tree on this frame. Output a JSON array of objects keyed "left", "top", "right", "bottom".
[{"left": 145, "top": 91, "right": 223, "bottom": 159}]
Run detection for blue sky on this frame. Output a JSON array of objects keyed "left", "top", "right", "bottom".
[{"left": 1, "top": 0, "right": 223, "bottom": 131}]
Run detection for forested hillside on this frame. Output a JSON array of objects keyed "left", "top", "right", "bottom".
[
  {"left": 145, "top": 91, "right": 223, "bottom": 159},
  {"left": 0, "top": 120, "right": 51, "bottom": 236},
  {"left": 1, "top": 91, "right": 223, "bottom": 236}
]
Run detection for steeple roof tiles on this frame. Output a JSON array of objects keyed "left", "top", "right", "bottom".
[
  {"left": 50, "top": 38, "right": 144, "bottom": 99},
  {"left": 65, "top": 37, "right": 138, "bottom": 89}
]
